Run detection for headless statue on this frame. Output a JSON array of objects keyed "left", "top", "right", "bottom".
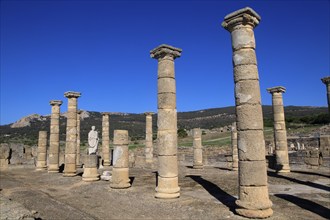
[{"left": 88, "top": 126, "right": 99, "bottom": 155}]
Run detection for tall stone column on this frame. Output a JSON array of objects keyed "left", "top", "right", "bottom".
[
  {"left": 192, "top": 128, "right": 203, "bottom": 169},
  {"left": 110, "top": 130, "right": 131, "bottom": 189},
  {"left": 222, "top": 7, "right": 273, "bottom": 218},
  {"left": 76, "top": 110, "right": 82, "bottom": 168},
  {"left": 145, "top": 112, "right": 154, "bottom": 163},
  {"left": 150, "top": 44, "right": 181, "bottom": 199},
  {"left": 102, "top": 112, "right": 111, "bottom": 166},
  {"left": 267, "top": 86, "right": 290, "bottom": 173},
  {"left": 48, "top": 100, "right": 63, "bottom": 173},
  {"left": 36, "top": 131, "right": 47, "bottom": 171},
  {"left": 231, "top": 122, "right": 238, "bottom": 171},
  {"left": 321, "top": 76, "right": 330, "bottom": 114},
  {"left": 63, "top": 91, "right": 81, "bottom": 177}
]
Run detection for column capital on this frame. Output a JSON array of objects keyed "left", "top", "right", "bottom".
[
  {"left": 321, "top": 76, "right": 330, "bottom": 85},
  {"left": 101, "top": 112, "right": 111, "bottom": 116},
  {"left": 64, "top": 91, "right": 81, "bottom": 98},
  {"left": 222, "top": 7, "right": 261, "bottom": 32},
  {"left": 150, "top": 44, "right": 182, "bottom": 60},
  {"left": 267, "top": 86, "right": 286, "bottom": 94},
  {"left": 50, "top": 100, "right": 63, "bottom": 106},
  {"left": 144, "top": 112, "right": 154, "bottom": 116}
]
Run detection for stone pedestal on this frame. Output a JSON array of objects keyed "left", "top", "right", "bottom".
[
  {"left": 145, "top": 112, "right": 154, "bottom": 163},
  {"left": 192, "top": 128, "right": 203, "bottom": 169},
  {"left": 321, "top": 76, "right": 330, "bottom": 114},
  {"left": 0, "top": 144, "right": 10, "bottom": 171},
  {"left": 267, "top": 86, "right": 290, "bottom": 173},
  {"left": 76, "top": 110, "right": 82, "bottom": 168},
  {"left": 63, "top": 91, "right": 81, "bottom": 177},
  {"left": 102, "top": 112, "right": 111, "bottom": 166},
  {"left": 231, "top": 122, "right": 238, "bottom": 171},
  {"left": 151, "top": 44, "right": 182, "bottom": 199},
  {"left": 222, "top": 7, "right": 273, "bottom": 218},
  {"left": 36, "top": 131, "right": 47, "bottom": 171},
  {"left": 82, "top": 154, "right": 100, "bottom": 181},
  {"left": 48, "top": 100, "right": 63, "bottom": 173},
  {"left": 110, "top": 130, "right": 131, "bottom": 189}
]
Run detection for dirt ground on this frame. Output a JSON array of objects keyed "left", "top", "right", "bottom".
[{"left": 0, "top": 164, "right": 329, "bottom": 220}]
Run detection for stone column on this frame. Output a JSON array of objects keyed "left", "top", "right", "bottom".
[
  {"left": 36, "top": 131, "right": 47, "bottom": 171},
  {"left": 267, "top": 86, "right": 290, "bottom": 173},
  {"left": 145, "top": 112, "right": 154, "bottom": 163},
  {"left": 101, "top": 112, "right": 111, "bottom": 166},
  {"left": 150, "top": 44, "right": 181, "bottom": 199},
  {"left": 231, "top": 122, "right": 238, "bottom": 171},
  {"left": 321, "top": 76, "right": 330, "bottom": 114},
  {"left": 76, "top": 110, "right": 82, "bottom": 168},
  {"left": 222, "top": 7, "right": 273, "bottom": 218},
  {"left": 48, "top": 100, "right": 63, "bottom": 173},
  {"left": 192, "top": 128, "right": 203, "bottom": 169},
  {"left": 110, "top": 130, "right": 131, "bottom": 189},
  {"left": 82, "top": 154, "right": 100, "bottom": 181},
  {"left": 63, "top": 91, "right": 81, "bottom": 177}
]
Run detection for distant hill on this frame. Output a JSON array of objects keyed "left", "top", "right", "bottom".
[{"left": 0, "top": 105, "right": 328, "bottom": 146}]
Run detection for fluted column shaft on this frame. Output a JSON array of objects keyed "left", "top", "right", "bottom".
[
  {"left": 267, "top": 87, "right": 290, "bottom": 172},
  {"left": 193, "top": 128, "right": 203, "bottom": 169},
  {"left": 48, "top": 100, "right": 62, "bottom": 173},
  {"left": 145, "top": 112, "right": 154, "bottom": 163},
  {"left": 63, "top": 91, "right": 81, "bottom": 177},
  {"left": 231, "top": 122, "right": 238, "bottom": 171},
  {"left": 222, "top": 7, "right": 273, "bottom": 218},
  {"left": 151, "top": 44, "right": 182, "bottom": 199},
  {"left": 102, "top": 112, "right": 111, "bottom": 166},
  {"left": 36, "top": 131, "right": 47, "bottom": 171}
]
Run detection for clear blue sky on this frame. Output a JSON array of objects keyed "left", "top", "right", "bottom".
[{"left": 1, "top": 0, "right": 329, "bottom": 125}]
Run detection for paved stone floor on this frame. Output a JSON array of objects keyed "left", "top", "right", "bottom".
[{"left": 0, "top": 164, "right": 329, "bottom": 219}]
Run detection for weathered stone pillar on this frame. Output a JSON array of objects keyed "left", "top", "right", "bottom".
[
  {"left": 267, "top": 86, "right": 290, "bottom": 173},
  {"left": 231, "top": 122, "right": 238, "bottom": 171},
  {"left": 63, "top": 91, "right": 81, "bottom": 177},
  {"left": 150, "top": 44, "right": 181, "bottom": 199},
  {"left": 321, "top": 76, "right": 330, "bottom": 114},
  {"left": 76, "top": 110, "right": 82, "bottom": 168},
  {"left": 48, "top": 100, "right": 63, "bottom": 173},
  {"left": 36, "top": 131, "right": 47, "bottom": 171},
  {"left": 222, "top": 7, "right": 273, "bottom": 218},
  {"left": 102, "top": 112, "right": 111, "bottom": 166},
  {"left": 145, "top": 112, "right": 154, "bottom": 163},
  {"left": 82, "top": 154, "right": 100, "bottom": 181},
  {"left": 192, "top": 128, "right": 203, "bottom": 169},
  {"left": 110, "top": 130, "right": 131, "bottom": 189},
  {"left": 0, "top": 144, "right": 10, "bottom": 171}
]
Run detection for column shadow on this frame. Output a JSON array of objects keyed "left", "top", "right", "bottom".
[
  {"left": 267, "top": 171, "right": 330, "bottom": 192},
  {"left": 186, "top": 175, "right": 236, "bottom": 213},
  {"left": 275, "top": 194, "right": 330, "bottom": 219},
  {"left": 290, "top": 170, "right": 330, "bottom": 179}
]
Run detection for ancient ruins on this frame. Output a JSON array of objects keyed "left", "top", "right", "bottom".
[{"left": 1, "top": 6, "right": 329, "bottom": 220}]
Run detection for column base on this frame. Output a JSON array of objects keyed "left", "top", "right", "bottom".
[
  {"left": 63, "top": 173, "right": 77, "bottom": 177},
  {"left": 36, "top": 166, "right": 47, "bottom": 171},
  {"left": 110, "top": 167, "right": 131, "bottom": 189},
  {"left": 155, "top": 191, "right": 180, "bottom": 199},
  {"left": 236, "top": 208, "right": 273, "bottom": 219},
  {"left": 48, "top": 164, "right": 59, "bottom": 173},
  {"left": 193, "top": 164, "right": 203, "bottom": 169},
  {"left": 103, "top": 160, "right": 111, "bottom": 166},
  {"left": 82, "top": 167, "right": 100, "bottom": 182},
  {"left": 276, "top": 164, "right": 291, "bottom": 173}
]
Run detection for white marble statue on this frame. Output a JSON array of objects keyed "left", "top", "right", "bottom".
[{"left": 88, "top": 126, "right": 99, "bottom": 155}]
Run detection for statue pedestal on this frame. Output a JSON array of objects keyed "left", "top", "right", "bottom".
[{"left": 82, "top": 155, "right": 100, "bottom": 182}]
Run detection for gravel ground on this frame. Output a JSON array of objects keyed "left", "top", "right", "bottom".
[{"left": 0, "top": 164, "right": 329, "bottom": 220}]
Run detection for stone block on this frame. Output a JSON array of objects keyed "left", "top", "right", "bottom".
[
  {"left": 155, "top": 176, "right": 180, "bottom": 197},
  {"left": 82, "top": 167, "right": 100, "bottom": 181},
  {"left": 158, "top": 155, "right": 178, "bottom": 177},
  {"left": 158, "top": 78, "right": 176, "bottom": 93},
  {"left": 157, "top": 109, "right": 177, "bottom": 130},
  {"left": 239, "top": 160, "right": 267, "bottom": 186},
  {"left": 158, "top": 93, "right": 176, "bottom": 109},
  {"left": 112, "top": 145, "right": 129, "bottom": 168},
  {"left": 235, "top": 80, "right": 261, "bottom": 105},
  {"left": 113, "top": 130, "right": 129, "bottom": 145},
  {"left": 110, "top": 167, "right": 131, "bottom": 189},
  {"left": 158, "top": 59, "right": 175, "bottom": 78},
  {"left": 233, "top": 48, "right": 257, "bottom": 66},
  {"left": 157, "top": 130, "right": 177, "bottom": 155},
  {"left": 238, "top": 130, "right": 265, "bottom": 161},
  {"left": 234, "top": 65, "right": 259, "bottom": 82},
  {"left": 231, "top": 28, "right": 255, "bottom": 50},
  {"left": 236, "top": 104, "right": 263, "bottom": 130},
  {"left": 236, "top": 186, "right": 273, "bottom": 210}
]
